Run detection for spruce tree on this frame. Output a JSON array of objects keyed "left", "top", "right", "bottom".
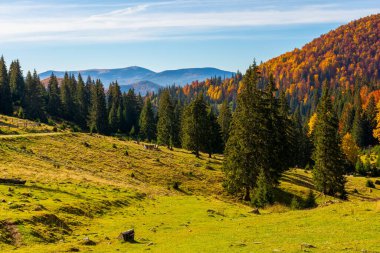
[
  {"left": 107, "top": 82, "right": 122, "bottom": 133},
  {"left": 9, "top": 60, "right": 25, "bottom": 106},
  {"left": 139, "top": 98, "right": 156, "bottom": 142},
  {"left": 47, "top": 73, "right": 61, "bottom": 116},
  {"left": 312, "top": 84, "right": 346, "bottom": 198},
  {"left": 157, "top": 90, "right": 174, "bottom": 148},
  {"left": 218, "top": 99, "right": 232, "bottom": 146},
  {"left": 88, "top": 79, "right": 108, "bottom": 134},
  {"left": 60, "top": 72, "right": 75, "bottom": 120},
  {"left": 351, "top": 107, "right": 364, "bottom": 147},
  {"left": 75, "top": 73, "right": 88, "bottom": 128},
  {"left": 181, "top": 93, "right": 209, "bottom": 157},
  {"left": 223, "top": 62, "right": 288, "bottom": 202},
  {"left": 24, "top": 71, "right": 46, "bottom": 122},
  {"left": 122, "top": 89, "right": 139, "bottom": 134},
  {"left": 0, "top": 56, "right": 13, "bottom": 115},
  {"left": 206, "top": 108, "right": 223, "bottom": 157}
]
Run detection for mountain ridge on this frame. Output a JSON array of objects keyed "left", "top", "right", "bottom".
[{"left": 39, "top": 66, "right": 235, "bottom": 94}]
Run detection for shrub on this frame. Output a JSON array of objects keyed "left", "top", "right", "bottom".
[
  {"left": 83, "top": 142, "right": 90, "bottom": 148},
  {"left": 112, "top": 144, "right": 117, "bottom": 149},
  {"left": 304, "top": 190, "right": 317, "bottom": 208},
  {"left": 251, "top": 170, "right": 274, "bottom": 207},
  {"left": 355, "top": 159, "right": 366, "bottom": 176},
  {"left": 125, "top": 149, "right": 129, "bottom": 156},
  {"left": 172, "top": 181, "right": 181, "bottom": 190},
  {"left": 52, "top": 127, "right": 58, "bottom": 132},
  {"left": 366, "top": 180, "right": 375, "bottom": 188},
  {"left": 290, "top": 196, "right": 301, "bottom": 210},
  {"left": 375, "top": 180, "right": 380, "bottom": 185}
]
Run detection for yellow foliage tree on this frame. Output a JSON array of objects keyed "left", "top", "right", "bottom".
[
  {"left": 308, "top": 113, "right": 317, "bottom": 136},
  {"left": 341, "top": 133, "right": 359, "bottom": 165},
  {"left": 373, "top": 101, "right": 380, "bottom": 141}
]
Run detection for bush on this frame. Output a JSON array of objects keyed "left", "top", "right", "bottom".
[
  {"left": 172, "top": 181, "right": 181, "bottom": 190},
  {"left": 251, "top": 170, "right": 274, "bottom": 208},
  {"left": 366, "top": 180, "right": 375, "bottom": 188},
  {"left": 52, "top": 127, "right": 58, "bottom": 132},
  {"left": 375, "top": 180, "right": 380, "bottom": 185},
  {"left": 83, "top": 142, "right": 90, "bottom": 148},
  {"left": 304, "top": 190, "right": 317, "bottom": 208},
  {"left": 290, "top": 196, "right": 301, "bottom": 210},
  {"left": 112, "top": 144, "right": 117, "bottom": 149}
]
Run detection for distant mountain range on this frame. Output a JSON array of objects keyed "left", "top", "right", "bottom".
[{"left": 39, "top": 66, "right": 235, "bottom": 94}]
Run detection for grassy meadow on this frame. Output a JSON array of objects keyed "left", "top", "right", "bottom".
[{"left": 0, "top": 116, "right": 380, "bottom": 252}]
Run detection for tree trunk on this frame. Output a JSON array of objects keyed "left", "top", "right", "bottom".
[{"left": 244, "top": 186, "right": 251, "bottom": 201}]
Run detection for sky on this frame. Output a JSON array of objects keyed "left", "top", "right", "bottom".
[{"left": 0, "top": 0, "right": 379, "bottom": 74}]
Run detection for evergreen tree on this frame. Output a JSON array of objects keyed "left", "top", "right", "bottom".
[
  {"left": 218, "top": 99, "right": 232, "bottom": 146},
  {"left": 107, "top": 82, "right": 122, "bottom": 132},
  {"left": 312, "top": 84, "right": 346, "bottom": 198},
  {"left": 181, "top": 93, "right": 209, "bottom": 157},
  {"left": 172, "top": 99, "right": 183, "bottom": 147},
  {"left": 60, "top": 72, "right": 75, "bottom": 120},
  {"left": 139, "top": 98, "right": 156, "bottom": 142},
  {"left": 351, "top": 107, "right": 364, "bottom": 147},
  {"left": 9, "top": 60, "right": 25, "bottom": 106},
  {"left": 223, "top": 63, "right": 271, "bottom": 200},
  {"left": 363, "top": 95, "right": 377, "bottom": 146},
  {"left": 88, "top": 80, "right": 108, "bottom": 134},
  {"left": 206, "top": 108, "right": 223, "bottom": 157},
  {"left": 74, "top": 73, "right": 88, "bottom": 128},
  {"left": 0, "top": 56, "right": 13, "bottom": 115},
  {"left": 46, "top": 73, "right": 61, "bottom": 116},
  {"left": 157, "top": 90, "right": 174, "bottom": 148},
  {"left": 24, "top": 71, "right": 46, "bottom": 121},
  {"left": 122, "top": 89, "right": 139, "bottom": 134}
]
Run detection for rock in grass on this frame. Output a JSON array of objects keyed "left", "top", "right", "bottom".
[
  {"left": 249, "top": 208, "right": 260, "bottom": 215},
  {"left": 82, "top": 237, "right": 96, "bottom": 246},
  {"left": 301, "top": 243, "right": 316, "bottom": 249},
  {"left": 118, "top": 229, "right": 135, "bottom": 242}
]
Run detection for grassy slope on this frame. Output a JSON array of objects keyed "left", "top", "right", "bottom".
[{"left": 0, "top": 116, "right": 380, "bottom": 252}]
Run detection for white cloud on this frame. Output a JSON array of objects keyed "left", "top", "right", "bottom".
[{"left": 0, "top": 1, "right": 378, "bottom": 43}]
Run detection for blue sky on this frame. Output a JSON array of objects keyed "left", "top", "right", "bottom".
[{"left": 0, "top": 0, "right": 379, "bottom": 73}]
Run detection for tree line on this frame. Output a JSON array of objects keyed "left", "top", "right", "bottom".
[{"left": 0, "top": 56, "right": 366, "bottom": 204}]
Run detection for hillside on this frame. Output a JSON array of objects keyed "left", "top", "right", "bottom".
[
  {"left": 261, "top": 14, "right": 380, "bottom": 102},
  {"left": 1, "top": 115, "right": 380, "bottom": 252},
  {"left": 39, "top": 66, "right": 235, "bottom": 91}
]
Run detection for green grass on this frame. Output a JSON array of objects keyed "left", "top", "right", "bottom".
[{"left": 0, "top": 115, "right": 379, "bottom": 252}]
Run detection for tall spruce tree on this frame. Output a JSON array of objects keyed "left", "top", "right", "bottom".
[
  {"left": 74, "top": 73, "right": 88, "bottom": 128},
  {"left": 351, "top": 107, "right": 364, "bottom": 147},
  {"left": 24, "top": 71, "right": 46, "bottom": 121},
  {"left": 0, "top": 56, "right": 13, "bottom": 115},
  {"left": 206, "top": 108, "right": 223, "bottom": 157},
  {"left": 9, "top": 60, "right": 25, "bottom": 106},
  {"left": 60, "top": 72, "right": 75, "bottom": 120},
  {"left": 139, "top": 98, "right": 156, "bottom": 141},
  {"left": 47, "top": 73, "right": 61, "bottom": 116},
  {"left": 181, "top": 93, "right": 209, "bottom": 157},
  {"left": 218, "top": 99, "right": 232, "bottom": 146},
  {"left": 312, "top": 84, "right": 346, "bottom": 198},
  {"left": 107, "top": 82, "right": 122, "bottom": 133},
  {"left": 223, "top": 62, "right": 287, "bottom": 202},
  {"left": 122, "top": 89, "right": 139, "bottom": 134},
  {"left": 88, "top": 79, "right": 108, "bottom": 134},
  {"left": 157, "top": 90, "right": 174, "bottom": 148}
]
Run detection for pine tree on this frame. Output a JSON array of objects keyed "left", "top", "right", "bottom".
[
  {"left": 157, "top": 90, "right": 174, "bottom": 148},
  {"left": 88, "top": 79, "right": 108, "bottom": 134},
  {"left": 9, "top": 60, "right": 25, "bottom": 106},
  {"left": 0, "top": 56, "right": 13, "bottom": 115},
  {"left": 139, "top": 98, "right": 156, "bottom": 142},
  {"left": 363, "top": 95, "right": 377, "bottom": 146},
  {"left": 47, "top": 73, "right": 61, "bottom": 116},
  {"left": 223, "top": 62, "right": 268, "bottom": 200},
  {"left": 172, "top": 99, "right": 183, "bottom": 147},
  {"left": 24, "top": 71, "right": 46, "bottom": 121},
  {"left": 351, "top": 107, "right": 364, "bottom": 147},
  {"left": 181, "top": 93, "right": 209, "bottom": 157},
  {"left": 60, "top": 72, "right": 75, "bottom": 120},
  {"left": 312, "top": 84, "right": 346, "bottom": 198},
  {"left": 206, "top": 108, "right": 223, "bottom": 157},
  {"left": 122, "top": 89, "right": 139, "bottom": 134},
  {"left": 74, "top": 73, "right": 88, "bottom": 128},
  {"left": 107, "top": 82, "right": 122, "bottom": 133},
  {"left": 218, "top": 99, "right": 232, "bottom": 146}
]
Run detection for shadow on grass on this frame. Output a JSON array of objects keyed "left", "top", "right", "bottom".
[
  {"left": 281, "top": 174, "right": 315, "bottom": 190},
  {"left": 15, "top": 184, "right": 89, "bottom": 200}
]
